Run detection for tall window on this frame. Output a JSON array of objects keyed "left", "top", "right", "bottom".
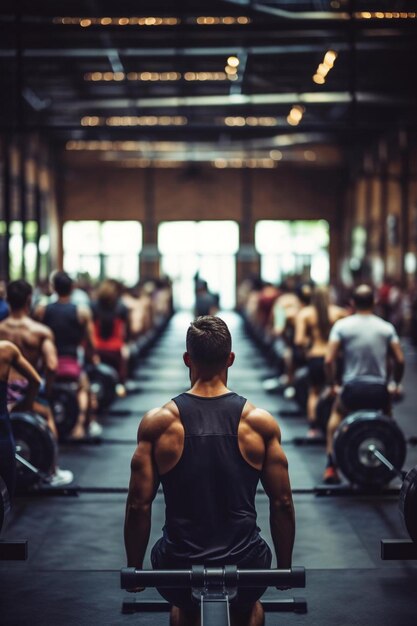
[
  {"left": 255, "top": 220, "right": 330, "bottom": 284},
  {"left": 63, "top": 220, "right": 142, "bottom": 285},
  {"left": 158, "top": 221, "right": 239, "bottom": 310}
]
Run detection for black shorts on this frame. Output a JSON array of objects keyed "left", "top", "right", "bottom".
[
  {"left": 340, "top": 380, "right": 390, "bottom": 413},
  {"left": 150, "top": 537, "right": 272, "bottom": 610},
  {"left": 307, "top": 357, "right": 326, "bottom": 388}
]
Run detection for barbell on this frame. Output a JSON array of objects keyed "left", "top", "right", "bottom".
[{"left": 333, "top": 411, "right": 417, "bottom": 543}]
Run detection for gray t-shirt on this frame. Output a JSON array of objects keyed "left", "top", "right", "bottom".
[{"left": 329, "top": 313, "right": 399, "bottom": 384}]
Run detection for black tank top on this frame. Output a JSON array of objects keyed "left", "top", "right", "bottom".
[
  {"left": 0, "top": 380, "right": 7, "bottom": 415},
  {"left": 159, "top": 392, "right": 262, "bottom": 563},
  {"left": 43, "top": 302, "right": 84, "bottom": 358}
]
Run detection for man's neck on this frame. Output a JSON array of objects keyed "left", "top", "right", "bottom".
[
  {"left": 10, "top": 309, "right": 28, "bottom": 320},
  {"left": 189, "top": 373, "right": 229, "bottom": 397},
  {"left": 58, "top": 295, "right": 71, "bottom": 303},
  {"left": 356, "top": 309, "right": 373, "bottom": 315}
]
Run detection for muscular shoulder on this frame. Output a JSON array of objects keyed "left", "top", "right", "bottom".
[
  {"left": 241, "top": 402, "right": 281, "bottom": 441},
  {"left": 77, "top": 304, "right": 92, "bottom": 322},
  {"left": 138, "top": 401, "right": 181, "bottom": 441},
  {"left": 27, "top": 317, "right": 54, "bottom": 340},
  {"left": 0, "top": 340, "right": 19, "bottom": 361}
]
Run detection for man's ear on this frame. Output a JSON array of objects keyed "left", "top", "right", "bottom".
[
  {"left": 183, "top": 352, "right": 192, "bottom": 368},
  {"left": 227, "top": 352, "right": 235, "bottom": 368}
]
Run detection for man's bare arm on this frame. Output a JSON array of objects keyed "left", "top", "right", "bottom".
[
  {"left": 260, "top": 417, "right": 295, "bottom": 569},
  {"left": 77, "top": 306, "right": 98, "bottom": 363},
  {"left": 41, "top": 332, "right": 58, "bottom": 396},
  {"left": 389, "top": 340, "right": 405, "bottom": 385},
  {"left": 124, "top": 413, "right": 160, "bottom": 571}
]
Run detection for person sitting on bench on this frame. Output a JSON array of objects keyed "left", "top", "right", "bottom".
[
  {"left": 124, "top": 315, "right": 295, "bottom": 626},
  {"left": 0, "top": 339, "right": 40, "bottom": 498}
]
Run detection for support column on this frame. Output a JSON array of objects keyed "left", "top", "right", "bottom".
[
  {"left": 19, "top": 135, "right": 27, "bottom": 278},
  {"left": 379, "top": 139, "right": 388, "bottom": 264},
  {"left": 399, "top": 131, "right": 410, "bottom": 287},
  {"left": 140, "top": 168, "right": 160, "bottom": 280},
  {"left": 1, "top": 138, "right": 11, "bottom": 281},
  {"left": 236, "top": 169, "right": 260, "bottom": 287}
]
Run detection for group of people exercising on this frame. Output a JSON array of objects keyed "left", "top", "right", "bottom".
[
  {"left": 0, "top": 268, "right": 407, "bottom": 626},
  {"left": 0, "top": 271, "right": 172, "bottom": 497},
  {"left": 240, "top": 279, "right": 405, "bottom": 484}
]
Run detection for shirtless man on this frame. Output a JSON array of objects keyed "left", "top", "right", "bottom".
[
  {"left": 295, "top": 285, "right": 347, "bottom": 437},
  {"left": 0, "top": 280, "right": 73, "bottom": 486},
  {"left": 0, "top": 340, "right": 40, "bottom": 498},
  {"left": 124, "top": 315, "right": 295, "bottom": 626},
  {"left": 270, "top": 282, "right": 312, "bottom": 395},
  {"left": 0, "top": 280, "right": 58, "bottom": 437},
  {"left": 36, "top": 271, "right": 98, "bottom": 439}
]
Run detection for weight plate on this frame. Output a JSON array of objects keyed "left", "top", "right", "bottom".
[
  {"left": 11, "top": 412, "right": 56, "bottom": 488},
  {"left": 0, "top": 474, "right": 10, "bottom": 536},
  {"left": 399, "top": 465, "right": 417, "bottom": 542},
  {"left": 334, "top": 411, "right": 407, "bottom": 488},
  {"left": 86, "top": 364, "right": 118, "bottom": 411},
  {"left": 50, "top": 384, "right": 79, "bottom": 439}
]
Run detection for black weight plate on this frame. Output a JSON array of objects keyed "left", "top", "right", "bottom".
[
  {"left": 86, "top": 364, "right": 118, "bottom": 411},
  {"left": 315, "top": 394, "right": 333, "bottom": 433},
  {"left": 334, "top": 411, "right": 407, "bottom": 488},
  {"left": 399, "top": 465, "right": 417, "bottom": 542},
  {"left": 0, "top": 474, "right": 10, "bottom": 536},
  {"left": 50, "top": 384, "right": 79, "bottom": 439},
  {"left": 11, "top": 412, "right": 56, "bottom": 487}
]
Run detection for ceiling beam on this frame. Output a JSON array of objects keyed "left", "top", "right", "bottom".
[
  {"left": 65, "top": 91, "right": 416, "bottom": 110},
  {"left": 0, "top": 39, "right": 413, "bottom": 58},
  {"left": 223, "top": 0, "right": 350, "bottom": 21}
]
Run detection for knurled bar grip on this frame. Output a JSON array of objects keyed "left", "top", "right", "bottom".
[{"left": 120, "top": 567, "right": 306, "bottom": 589}]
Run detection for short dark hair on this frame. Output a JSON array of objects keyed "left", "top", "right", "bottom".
[
  {"left": 52, "top": 271, "right": 73, "bottom": 296},
  {"left": 7, "top": 280, "right": 32, "bottom": 310},
  {"left": 353, "top": 285, "right": 374, "bottom": 310},
  {"left": 186, "top": 316, "right": 232, "bottom": 368}
]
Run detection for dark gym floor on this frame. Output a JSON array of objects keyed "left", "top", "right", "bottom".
[{"left": 1, "top": 312, "right": 417, "bottom": 625}]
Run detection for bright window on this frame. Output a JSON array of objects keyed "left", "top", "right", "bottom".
[
  {"left": 159, "top": 221, "right": 239, "bottom": 310},
  {"left": 255, "top": 220, "right": 330, "bottom": 284},
  {"left": 63, "top": 220, "right": 142, "bottom": 285}
]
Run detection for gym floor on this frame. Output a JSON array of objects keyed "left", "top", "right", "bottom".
[{"left": 1, "top": 312, "right": 417, "bottom": 625}]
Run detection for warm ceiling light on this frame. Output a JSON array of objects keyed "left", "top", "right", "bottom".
[
  {"left": 101, "top": 17, "right": 112, "bottom": 25},
  {"left": 227, "top": 56, "right": 240, "bottom": 67},
  {"left": 313, "top": 73, "right": 326, "bottom": 85},
  {"left": 317, "top": 63, "right": 330, "bottom": 77},
  {"left": 304, "top": 150, "right": 317, "bottom": 162},
  {"left": 270, "top": 150, "right": 283, "bottom": 161},
  {"left": 289, "top": 105, "right": 304, "bottom": 122},
  {"left": 324, "top": 50, "right": 337, "bottom": 67},
  {"left": 287, "top": 115, "right": 299, "bottom": 126},
  {"left": 225, "top": 65, "right": 238, "bottom": 75},
  {"left": 80, "top": 19, "right": 91, "bottom": 27}
]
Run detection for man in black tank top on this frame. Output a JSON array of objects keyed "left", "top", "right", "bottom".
[
  {"left": 37, "top": 271, "right": 97, "bottom": 440},
  {"left": 124, "top": 316, "right": 295, "bottom": 626}
]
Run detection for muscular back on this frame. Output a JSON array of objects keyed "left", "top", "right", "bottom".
[
  {"left": 0, "top": 316, "right": 55, "bottom": 375},
  {"left": 141, "top": 397, "right": 283, "bottom": 476}
]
